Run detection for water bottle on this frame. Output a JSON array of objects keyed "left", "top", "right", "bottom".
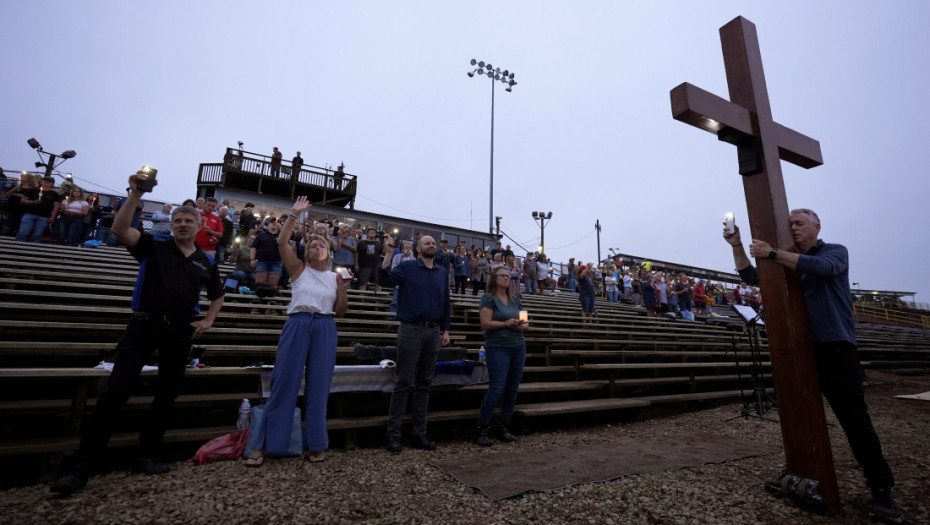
[
  {"left": 236, "top": 398, "right": 251, "bottom": 430},
  {"left": 478, "top": 346, "right": 486, "bottom": 363}
]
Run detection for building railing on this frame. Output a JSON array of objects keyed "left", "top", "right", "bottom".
[
  {"left": 196, "top": 148, "right": 357, "bottom": 208},
  {"left": 853, "top": 303, "right": 930, "bottom": 329},
  {"left": 219, "top": 148, "right": 356, "bottom": 192}
]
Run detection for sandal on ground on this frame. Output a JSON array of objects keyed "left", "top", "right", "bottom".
[
  {"left": 304, "top": 450, "right": 325, "bottom": 463},
  {"left": 245, "top": 452, "right": 264, "bottom": 467}
]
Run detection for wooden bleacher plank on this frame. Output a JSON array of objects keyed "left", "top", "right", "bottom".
[{"left": 514, "top": 398, "right": 652, "bottom": 416}]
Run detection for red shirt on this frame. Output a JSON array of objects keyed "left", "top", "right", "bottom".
[{"left": 195, "top": 212, "right": 224, "bottom": 251}]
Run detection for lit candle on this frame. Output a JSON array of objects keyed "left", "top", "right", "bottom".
[{"left": 518, "top": 310, "right": 528, "bottom": 322}]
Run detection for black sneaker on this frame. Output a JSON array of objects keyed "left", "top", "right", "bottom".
[
  {"left": 50, "top": 465, "right": 89, "bottom": 496},
  {"left": 132, "top": 457, "right": 170, "bottom": 476},
  {"left": 386, "top": 436, "right": 402, "bottom": 454},
  {"left": 869, "top": 488, "right": 903, "bottom": 524},
  {"left": 410, "top": 434, "right": 436, "bottom": 451}
]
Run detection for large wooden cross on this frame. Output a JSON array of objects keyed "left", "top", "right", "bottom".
[{"left": 669, "top": 16, "right": 839, "bottom": 511}]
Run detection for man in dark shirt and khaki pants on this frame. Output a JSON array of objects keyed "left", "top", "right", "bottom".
[
  {"left": 380, "top": 235, "right": 451, "bottom": 453},
  {"left": 724, "top": 208, "right": 900, "bottom": 523}
]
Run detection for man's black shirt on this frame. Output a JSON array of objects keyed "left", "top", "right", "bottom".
[{"left": 128, "top": 233, "right": 224, "bottom": 316}]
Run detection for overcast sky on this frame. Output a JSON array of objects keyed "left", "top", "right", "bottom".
[{"left": 3, "top": 1, "right": 928, "bottom": 303}]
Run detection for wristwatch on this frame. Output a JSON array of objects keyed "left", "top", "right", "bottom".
[{"left": 768, "top": 249, "right": 778, "bottom": 260}]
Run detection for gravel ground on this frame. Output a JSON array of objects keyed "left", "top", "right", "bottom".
[{"left": 1, "top": 370, "right": 927, "bottom": 525}]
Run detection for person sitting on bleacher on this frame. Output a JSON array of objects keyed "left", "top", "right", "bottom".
[
  {"left": 51, "top": 171, "right": 224, "bottom": 496},
  {"left": 245, "top": 197, "right": 348, "bottom": 466},
  {"left": 227, "top": 234, "right": 256, "bottom": 286}
]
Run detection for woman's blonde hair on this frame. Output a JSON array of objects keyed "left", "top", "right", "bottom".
[
  {"left": 303, "top": 234, "right": 333, "bottom": 267},
  {"left": 485, "top": 266, "right": 515, "bottom": 300}
]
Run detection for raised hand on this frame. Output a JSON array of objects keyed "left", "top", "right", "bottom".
[{"left": 293, "top": 196, "right": 312, "bottom": 214}]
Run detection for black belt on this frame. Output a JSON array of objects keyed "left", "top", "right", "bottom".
[
  {"left": 401, "top": 320, "right": 442, "bottom": 328},
  {"left": 132, "top": 312, "right": 194, "bottom": 323}
]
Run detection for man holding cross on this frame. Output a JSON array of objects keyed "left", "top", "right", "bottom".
[
  {"left": 723, "top": 209, "right": 900, "bottom": 523},
  {"left": 672, "top": 16, "right": 901, "bottom": 522}
]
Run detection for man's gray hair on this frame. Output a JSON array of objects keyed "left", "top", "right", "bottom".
[
  {"left": 171, "top": 205, "right": 202, "bottom": 227},
  {"left": 790, "top": 208, "right": 820, "bottom": 225}
]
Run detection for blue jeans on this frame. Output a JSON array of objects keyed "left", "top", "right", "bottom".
[
  {"left": 229, "top": 270, "right": 254, "bottom": 283},
  {"left": 58, "top": 215, "right": 84, "bottom": 245},
  {"left": 478, "top": 343, "right": 526, "bottom": 424},
  {"left": 388, "top": 322, "right": 440, "bottom": 438},
  {"left": 524, "top": 277, "right": 538, "bottom": 295},
  {"left": 15, "top": 213, "right": 50, "bottom": 242},
  {"left": 607, "top": 289, "right": 618, "bottom": 303},
  {"left": 569, "top": 275, "right": 577, "bottom": 293}
]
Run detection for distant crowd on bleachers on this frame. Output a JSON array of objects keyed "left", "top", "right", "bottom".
[{"left": 1, "top": 173, "right": 766, "bottom": 311}]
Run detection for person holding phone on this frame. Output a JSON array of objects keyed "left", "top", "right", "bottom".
[
  {"left": 246, "top": 196, "right": 349, "bottom": 466},
  {"left": 723, "top": 209, "right": 900, "bottom": 523},
  {"left": 379, "top": 234, "right": 451, "bottom": 453}
]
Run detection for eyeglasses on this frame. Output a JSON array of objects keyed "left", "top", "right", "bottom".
[{"left": 496, "top": 274, "right": 511, "bottom": 280}]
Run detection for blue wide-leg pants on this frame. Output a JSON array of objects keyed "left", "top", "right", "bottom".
[{"left": 263, "top": 312, "right": 337, "bottom": 454}]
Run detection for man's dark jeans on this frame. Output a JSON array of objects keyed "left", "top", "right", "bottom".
[
  {"left": 79, "top": 313, "right": 194, "bottom": 462},
  {"left": 813, "top": 341, "right": 894, "bottom": 490},
  {"left": 387, "top": 323, "right": 439, "bottom": 438}
]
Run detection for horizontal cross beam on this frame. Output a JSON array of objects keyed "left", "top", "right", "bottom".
[{"left": 670, "top": 82, "right": 823, "bottom": 169}]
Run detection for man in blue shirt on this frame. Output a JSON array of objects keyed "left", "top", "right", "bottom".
[
  {"left": 724, "top": 208, "right": 900, "bottom": 523},
  {"left": 380, "top": 235, "right": 451, "bottom": 453}
]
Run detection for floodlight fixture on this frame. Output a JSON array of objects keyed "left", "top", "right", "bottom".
[
  {"left": 466, "top": 58, "right": 519, "bottom": 233},
  {"left": 25, "top": 137, "right": 77, "bottom": 178},
  {"left": 532, "top": 211, "right": 552, "bottom": 253}
]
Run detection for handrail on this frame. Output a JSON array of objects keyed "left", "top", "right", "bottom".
[
  {"left": 222, "top": 148, "right": 356, "bottom": 191},
  {"left": 853, "top": 303, "right": 930, "bottom": 329}
]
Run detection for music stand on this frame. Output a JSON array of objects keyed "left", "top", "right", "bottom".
[{"left": 725, "top": 306, "right": 777, "bottom": 422}]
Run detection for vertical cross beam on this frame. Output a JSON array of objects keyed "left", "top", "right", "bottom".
[{"left": 670, "top": 16, "right": 840, "bottom": 511}]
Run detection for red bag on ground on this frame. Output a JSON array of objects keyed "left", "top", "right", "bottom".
[{"left": 189, "top": 428, "right": 250, "bottom": 465}]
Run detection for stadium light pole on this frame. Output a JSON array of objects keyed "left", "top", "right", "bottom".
[
  {"left": 467, "top": 59, "right": 517, "bottom": 233},
  {"left": 532, "top": 211, "right": 552, "bottom": 253},
  {"left": 27, "top": 138, "right": 77, "bottom": 179}
]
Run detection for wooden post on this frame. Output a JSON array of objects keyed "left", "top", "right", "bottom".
[{"left": 669, "top": 16, "right": 839, "bottom": 511}]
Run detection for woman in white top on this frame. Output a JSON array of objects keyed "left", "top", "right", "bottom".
[
  {"left": 58, "top": 187, "right": 90, "bottom": 245},
  {"left": 247, "top": 196, "right": 348, "bottom": 466},
  {"left": 536, "top": 254, "right": 557, "bottom": 295}
]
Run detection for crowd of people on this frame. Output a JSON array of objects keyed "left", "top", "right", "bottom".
[
  {"left": 1, "top": 175, "right": 761, "bottom": 317},
  {"left": 31, "top": 170, "right": 902, "bottom": 521},
  {"left": 1, "top": 173, "right": 106, "bottom": 245}
]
